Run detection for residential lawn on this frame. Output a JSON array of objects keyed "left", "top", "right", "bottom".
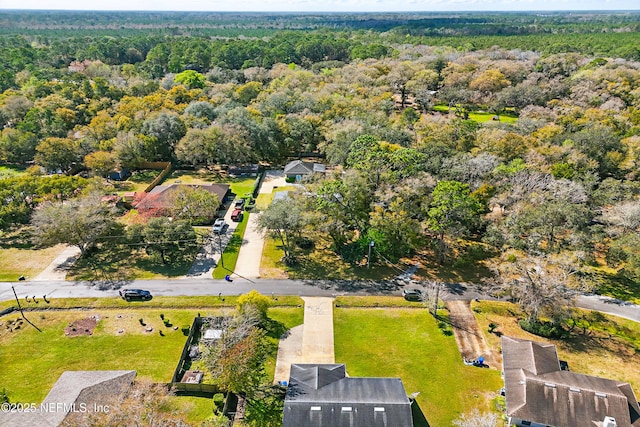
[
  {"left": 0, "top": 305, "right": 304, "bottom": 424},
  {"left": 0, "top": 309, "right": 198, "bottom": 403},
  {"left": 111, "top": 169, "right": 163, "bottom": 194},
  {"left": 67, "top": 228, "right": 209, "bottom": 280},
  {"left": 0, "top": 165, "right": 26, "bottom": 179},
  {"left": 334, "top": 308, "right": 503, "bottom": 426},
  {"left": 0, "top": 295, "right": 305, "bottom": 312},
  {"left": 212, "top": 211, "right": 250, "bottom": 279},
  {"left": 473, "top": 300, "right": 640, "bottom": 392},
  {"left": 255, "top": 185, "right": 296, "bottom": 210},
  {"left": 432, "top": 104, "right": 518, "bottom": 124},
  {"left": 0, "top": 244, "right": 64, "bottom": 281},
  {"left": 260, "top": 234, "right": 399, "bottom": 281},
  {"left": 0, "top": 229, "right": 67, "bottom": 281},
  {"left": 166, "top": 170, "right": 256, "bottom": 198}
]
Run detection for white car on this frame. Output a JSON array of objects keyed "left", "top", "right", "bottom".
[{"left": 212, "top": 218, "right": 226, "bottom": 233}]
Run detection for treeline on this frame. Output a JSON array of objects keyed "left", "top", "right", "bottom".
[{"left": 2, "top": 12, "right": 640, "bottom": 298}]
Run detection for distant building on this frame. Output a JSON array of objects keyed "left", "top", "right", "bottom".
[
  {"left": 502, "top": 336, "right": 640, "bottom": 427},
  {"left": 107, "top": 169, "right": 131, "bottom": 181},
  {"left": 283, "top": 160, "right": 325, "bottom": 180},
  {"left": 283, "top": 363, "right": 414, "bottom": 427},
  {"left": 228, "top": 164, "right": 260, "bottom": 177},
  {"left": 0, "top": 370, "right": 136, "bottom": 427}
]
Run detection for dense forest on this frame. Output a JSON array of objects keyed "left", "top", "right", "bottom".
[{"left": 2, "top": 11, "right": 640, "bottom": 322}]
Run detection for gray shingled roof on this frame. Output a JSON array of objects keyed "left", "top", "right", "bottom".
[
  {"left": 502, "top": 336, "right": 640, "bottom": 427},
  {"left": 284, "top": 364, "right": 413, "bottom": 427},
  {"left": 0, "top": 370, "right": 136, "bottom": 427}
]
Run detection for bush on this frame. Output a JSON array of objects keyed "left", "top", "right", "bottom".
[
  {"left": 237, "top": 290, "right": 270, "bottom": 319},
  {"left": 285, "top": 176, "right": 295, "bottom": 183},
  {"left": 518, "top": 319, "right": 567, "bottom": 339},
  {"left": 213, "top": 393, "right": 225, "bottom": 414}
]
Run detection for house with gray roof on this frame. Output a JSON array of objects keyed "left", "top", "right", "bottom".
[
  {"left": 502, "top": 336, "right": 640, "bottom": 427},
  {"left": 0, "top": 370, "right": 136, "bottom": 427},
  {"left": 283, "top": 363, "right": 413, "bottom": 427},
  {"left": 283, "top": 160, "right": 325, "bottom": 180}
]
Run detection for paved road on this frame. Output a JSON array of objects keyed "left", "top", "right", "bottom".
[{"left": 2, "top": 278, "right": 639, "bottom": 323}]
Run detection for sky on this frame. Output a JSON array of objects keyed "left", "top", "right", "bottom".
[{"left": 0, "top": 0, "right": 638, "bottom": 12}]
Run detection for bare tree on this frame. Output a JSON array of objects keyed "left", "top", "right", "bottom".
[
  {"left": 487, "top": 254, "right": 588, "bottom": 325},
  {"left": 31, "top": 192, "right": 118, "bottom": 257}
]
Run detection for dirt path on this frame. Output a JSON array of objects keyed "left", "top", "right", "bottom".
[{"left": 446, "top": 300, "right": 498, "bottom": 368}]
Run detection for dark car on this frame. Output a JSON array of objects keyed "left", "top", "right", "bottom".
[
  {"left": 402, "top": 288, "right": 423, "bottom": 301},
  {"left": 119, "top": 289, "right": 152, "bottom": 302}
]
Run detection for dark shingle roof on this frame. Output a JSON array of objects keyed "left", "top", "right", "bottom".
[
  {"left": 284, "top": 364, "right": 413, "bottom": 427},
  {"left": 502, "top": 336, "right": 640, "bottom": 427}
]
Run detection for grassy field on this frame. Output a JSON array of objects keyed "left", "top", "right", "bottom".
[
  {"left": 334, "top": 307, "right": 504, "bottom": 426},
  {"left": 0, "top": 305, "right": 304, "bottom": 423},
  {"left": 212, "top": 211, "right": 250, "bottom": 279},
  {"left": 432, "top": 104, "right": 518, "bottom": 124},
  {"left": 260, "top": 233, "right": 402, "bottom": 280},
  {"left": 0, "top": 228, "right": 67, "bottom": 281},
  {"left": 165, "top": 170, "right": 256, "bottom": 198},
  {"left": 473, "top": 300, "right": 640, "bottom": 392},
  {"left": 0, "top": 165, "right": 26, "bottom": 179}
]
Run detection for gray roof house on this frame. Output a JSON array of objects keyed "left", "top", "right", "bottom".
[
  {"left": 283, "top": 364, "right": 414, "bottom": 427},
  {"left": 502, "top": 336, "right": 640, "bottom": 427},
  {"left": 283, "top": 160, "right": 326, "bottom": 179},
  {"left": 0, "top": 370, "right": 136, "bottom": 427}
]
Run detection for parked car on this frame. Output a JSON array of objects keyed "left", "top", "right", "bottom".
[
  {"left": 402, "top": 288, "right": 423, "bottom": 301},
  {"left": 212, "top": 218, "right": 226, "bottom": 233},
  {"left": 119, "top": 289, "right": 152, "bottom": 301},
  {"left": 234, "top": 198, "right": 246, "bottom": 209},
  {"left": 231, "top": 208, "right": 243, "bottom": 222}
]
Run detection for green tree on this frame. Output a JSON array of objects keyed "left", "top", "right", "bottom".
[
  {"left": 174, "top": 69, "right": 206, "bottom": 89},
  {"left": 167, "top": 186, "right": 221, "bottom": 224},
  {"left": 255, "top": 198, "right": 303, "bottom": 263},
  {"left": 0, "top": 128, "right": 37, "bottom": 165},
  {"left": 237, "top": 290, "right": 271, "bottom": 320},
  {"left": 34, "top": 137, "right": 82, "bottom": 174},
  {"left": 427, "top": 180, "right": 483, "bottom": 264},
  {"left": 142, "top": 217, "right": 197, "bottom": 265}
]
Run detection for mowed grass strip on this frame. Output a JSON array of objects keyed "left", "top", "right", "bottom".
[
  {"left": 0, "top": 295, "right": 304, "bottom": 312},
  {"left": 212, "top": 210, "right": 250, "bottom": 279},
  {"left": 333, "top": 308, "right": 503, "bottom": 427}
]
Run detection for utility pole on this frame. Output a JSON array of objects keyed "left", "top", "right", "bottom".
[
  {"left": 432, "top": 282, "right": 440, "bottom": 317},
  {"left": 367, "top": 240, "right": 374, "bottom": 268}
]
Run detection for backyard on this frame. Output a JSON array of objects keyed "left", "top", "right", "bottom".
[{"left": 0, "top": 301, "right": 304, "bottom": 424}]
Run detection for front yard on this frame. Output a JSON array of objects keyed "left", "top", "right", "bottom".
[{"left": 333, "top": 306, "right": 503, "bottom": 426}]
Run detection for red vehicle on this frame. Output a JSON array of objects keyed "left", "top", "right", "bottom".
[{"left": 231, "top": 208, "right": 243, "bottom": 222}]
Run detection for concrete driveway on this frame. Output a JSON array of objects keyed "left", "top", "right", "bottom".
[
  {"left": 233, "top": 171, "right": 287, "bottom": 280},
  {"left": 273, "top": 296, "right": 335, "bottom": 384}
]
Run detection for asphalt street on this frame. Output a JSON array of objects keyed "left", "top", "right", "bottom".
[{"left": 2, "top": 278, "right": 639, "bottom": 323}]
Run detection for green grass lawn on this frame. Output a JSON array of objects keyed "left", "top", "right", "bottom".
[
  {"left": 0, "top": 304, "right": 303, "bottom": 424},
  {"left": 334, "top": 308, "right": 503, "bottom": 426},
  {"left": 166, "top": 170, "right": 255, "bottom": 198},
  {"left": 212, "top": 211, "right": 250, "bottom": 279},
  {"left": 432, "top": 104, "right": 518, "bottom": 124},
  {"left": 0, "top": 165, "right": 26, "bottom": 179}
]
